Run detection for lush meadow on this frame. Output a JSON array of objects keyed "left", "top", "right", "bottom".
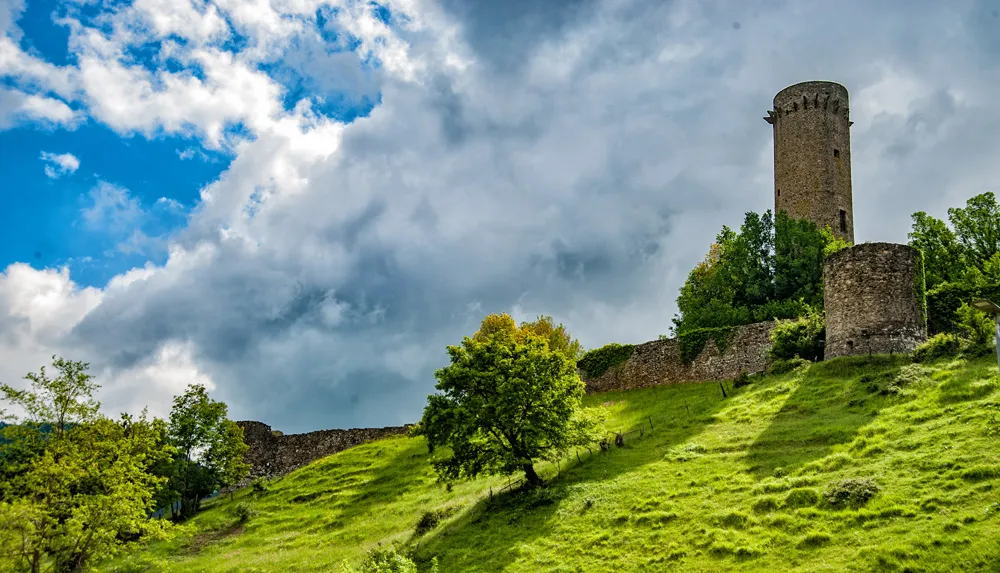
[{"left": 102, "top": 354, "right": 1000, "bottom": 573}]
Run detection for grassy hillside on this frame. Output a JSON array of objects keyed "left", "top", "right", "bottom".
[{"left": 101, "top": 355, "right": 1000, "bottom": 573}]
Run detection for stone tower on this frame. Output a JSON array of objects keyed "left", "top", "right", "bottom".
[
  {"left": 823, "top": 243, "right": 927, "bottom": 359},
  {"left": 764, "top": 81, "right": 854, "bottom": 243}
]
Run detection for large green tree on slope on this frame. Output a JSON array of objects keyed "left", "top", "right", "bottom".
[
  {"left": 0, "top": 357, "right": 172, "bottom": 573},
  {"left": 418, "top": 314, "right": 598, "bottom": 486},
  {"left": 165, "top": 384, "right": 249, "bottom": 519}
]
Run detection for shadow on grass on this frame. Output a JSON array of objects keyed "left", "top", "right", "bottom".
[
  {"left": 744, "top": 354, "right": 911, "bottom": 479},
  {"left": 410, "top": 380, "right": 739, "bottom": 572},
  {"left": 936, "top": 355, "right": 1000, "bottom": 405},
  {"left": 311, "top": 436, "right": 431, "bottom": 527}
]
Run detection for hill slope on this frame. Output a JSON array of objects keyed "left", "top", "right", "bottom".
[{"left": 102, "top": 355, "right": 1000, "bottom": 573}]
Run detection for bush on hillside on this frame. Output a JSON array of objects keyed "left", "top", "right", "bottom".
[
  {"left": 232, "top": 502, "right": 257, "bottom": 523},
  {"left": 577, "top": 343, "right": 635, "bottom": 378},
  {"left": 955, "top": 302, "right": 997, "bottom": 358},
  {"left": 342, "top": 546, "right": 438, "bottom": 573},
  {"left": 251, "top": 477, "right": 270, "bottom": 494},
  {"left": 926, "top": 282, "right": 1000, "bottom": 334},
  {"left": 912, "top": 333, "right": 962, "bottom": 363},
  {"left": 824, "top": 477, "right": 880, "bottom": 509},
  {"left": 768, "top": 311, "right": 825, "bottom": 362},
  {"left": 414, "top": 506, "right": 458, "bottom": 537}
]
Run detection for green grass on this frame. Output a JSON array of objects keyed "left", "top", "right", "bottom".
[{"left": 100, "top": 355, "right": 1000, "bottom": 573}]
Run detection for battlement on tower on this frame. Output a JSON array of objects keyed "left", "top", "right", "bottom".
[{"left": 764, "top": 81, "right": 851, "bottom": 124}]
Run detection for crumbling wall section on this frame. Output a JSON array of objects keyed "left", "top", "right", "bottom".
[
  {"left": 582, "top": 321, "right": 775, "bottom": 392},
  {"left": 235, "top": 421, "right": 412, "bottom": 479}
]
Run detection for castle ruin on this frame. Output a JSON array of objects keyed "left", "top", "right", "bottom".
[
  {"left": 240, "top": 81, "right": 930, "bottom": 474},
  {"left": 579, "top": 80, "right": 928, "bottom": 390}
]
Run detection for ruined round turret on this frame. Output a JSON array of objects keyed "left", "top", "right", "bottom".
[
  {"left": 823, "top": 243, "right": 926, "bottom": 359},
  {"left": 765, "top": 81, "right": 854, "bottom": 243}
]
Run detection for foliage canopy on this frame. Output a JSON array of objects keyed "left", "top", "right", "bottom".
[
  {"left": 673, "top": 210, "right": 849, "bottom": 335},
  {"left": 0, "top": 357, "right": 173, "bottom": 573},
  {"left": 419, "top": 314, "right": 599, "bottom": 485}
]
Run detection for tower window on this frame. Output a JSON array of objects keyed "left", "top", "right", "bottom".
[
  {"left": 833, "top": 149, "right": 840, "bottom": 158},
  {"left": 777, "top": 189, "right": 780, "bottom": 198},
  {"left": 839, "top": 210, "right": 847, "bottom": 232}
]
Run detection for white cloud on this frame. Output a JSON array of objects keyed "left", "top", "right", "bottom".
[
  {"left": 40, "top": 151, "right": 81, "bottom": 179},
  {"left": 0, "top": 88, "right": 79, "bottom": 129},
  {"left": 4, "top": 0, "right": 1000, "bottom": 433},
  {"left": 81, "top": 181, "right": 144, "bottom": 232}
]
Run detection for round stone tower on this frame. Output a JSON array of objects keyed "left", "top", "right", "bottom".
[
  {"left": 765, "top": 81, "right": 854, "bottom": 243},
  {"left": 823, "top": 243, "right": 926, "bottom": 359}
]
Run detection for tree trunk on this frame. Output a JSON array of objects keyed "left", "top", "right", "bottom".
[{"left": 522, "top": 463, "right": 541, "bottom": 486}]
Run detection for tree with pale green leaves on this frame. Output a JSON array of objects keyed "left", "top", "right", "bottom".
[
  {"left": 0, "top": 357, "right": 173, "bottom": 573},
  {"left": 418, "top": 314, "right": 600, "bottom": 486}
]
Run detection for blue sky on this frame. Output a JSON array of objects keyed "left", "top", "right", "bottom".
[{"left": 1, "top": 0, "right": 999, "bottom": 433}]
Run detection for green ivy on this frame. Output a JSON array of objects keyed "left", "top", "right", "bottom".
[
  {"left": 677, "top": 326, "right": 735, "bottom": 364},
  {"left": 914, "top": 250, "right": 928, "bottom": 330},
  {"left": 577, "top": 343, "right": 635, "bottom": 378}
]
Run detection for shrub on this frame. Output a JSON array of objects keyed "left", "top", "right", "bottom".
[
  {"left": 926, "top": 282, "right": 1000, "bottom": 335},
  {"left": 955, "top": 302, "right": 997, "bottom": 357},
  {"left": 414, "top": 510, "right": 443, "bottom": 537},
  {"left": 232, "top": 501, "right": 257, "bottom": 523},
  {"left": 251, "top": 477, "right": 270, "bottom": 495},
  {"left": 577, "top": 343, "right": 635, "bottom": 378},
  {"left": 414, "top": 506, "right": 459, "bottom": 537},
  {"left": 342, "top": 546, "right": 438, "bottom": 573},
  {"left": 769, "top": 311, "right": 825, "bottom": 362},
  {"left": 824, "top": 477, "right": 880, "bottom": 509},
  {"left": 912, "top": 333, "right": 962, "bottom": 363},
  {"left": 769, "top": 357, "right": 811, "bottom": 375}
]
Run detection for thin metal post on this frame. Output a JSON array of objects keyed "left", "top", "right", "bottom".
[{"left": 994, "top": 312, "right": 1000, "bottom": 373}]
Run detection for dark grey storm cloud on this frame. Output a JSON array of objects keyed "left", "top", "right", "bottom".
[{"left": 39, "top": 0, "right": 1000, "bottom": 432}]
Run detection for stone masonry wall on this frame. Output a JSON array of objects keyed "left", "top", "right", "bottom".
[
  {"left": 235, "top": 420, "right": 412, "bottom": 480},
  {"left": 582, "top": 321, "right": 775, "bottom": 393},
  {"left": 766, "top": 81, "right": 854, "bottom": 243},
  {"left": 824, "top": 242, "right": 926, "bottom": 359}
]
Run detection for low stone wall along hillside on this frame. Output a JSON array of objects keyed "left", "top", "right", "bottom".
[
  {"left": 581, "top": 321, "right": 775, "bottom": 392},
  {"left": 236, "top": 420, "right": 412, "bottom": 480}
]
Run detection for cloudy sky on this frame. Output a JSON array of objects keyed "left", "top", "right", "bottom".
[{"left": 1, "top": 0, "right": 998, "bottom": 433}]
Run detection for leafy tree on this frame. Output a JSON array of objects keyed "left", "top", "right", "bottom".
[
  {"left": 908, "top": 211, "right": 968, "bottom": 290},
  {"left": 948, "top": 192, "right": 1000, "bottom": 269},
  {"left": 517, "top": 315, "right": 583, "bottom": 361},
  {"left": 419, "top": 314, "right": 599, "bottom": 486},
  {"left": 768, "top": 308, "right": 826, "bottom": 362},
  {"left": 672, "top": 210, "right": 843, "bottom": 335},
  {"left": 909, "top": 192, "right": 1000, "bottom": 291},
  {"left": 165, "top": 385, "right": 249, "bottom": 519},
  {"left": 774, "top": 212, "right": 829, "bottom": 304},
  {"left": 0, "top": 358, "right": 172, "bottom": 573}
]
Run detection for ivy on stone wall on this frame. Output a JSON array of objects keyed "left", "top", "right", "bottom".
[
  {"left": 927, "top": 282, "right": 1000, "bottom": 334},
  {"left": 577, "top": 343, "right": 635, "bottom": 378},
  {"left": 914, "top": 251, "right": 927, "bottom": 330},
  {"left": 677, "top": 326, "right": 735, "bottom": 364}
]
